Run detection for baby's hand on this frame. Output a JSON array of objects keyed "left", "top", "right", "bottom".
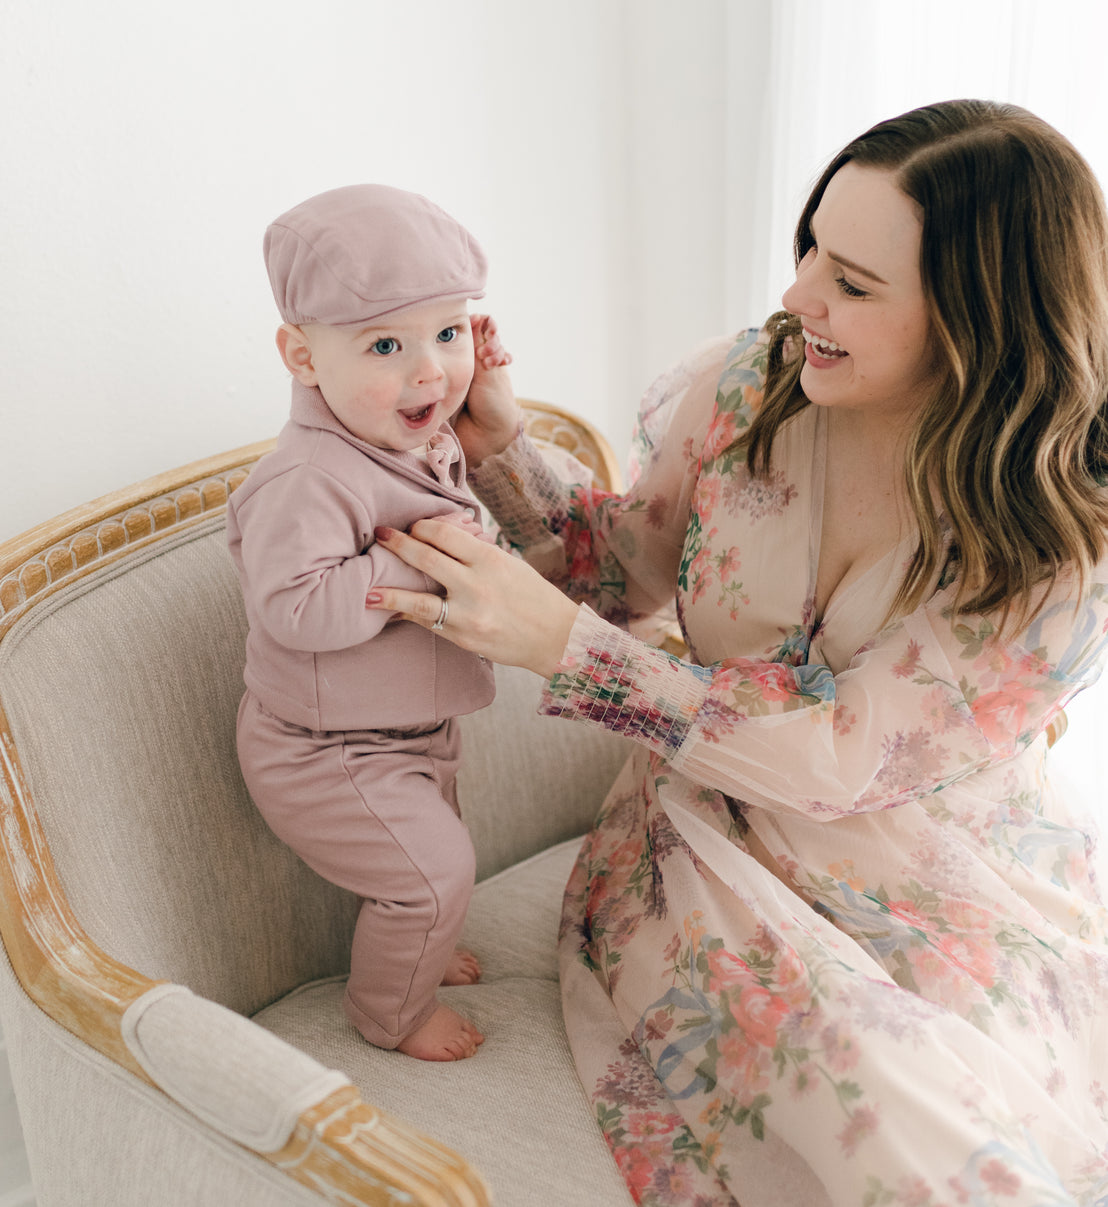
[
  {"left": 435, "top": 509, "right": 496, "bottom": 544},
  {"left": 456, "top": 314, "right": 520, "bottom": 467},
  {"left": 471, "top": 313, "right": 513, "bottom": 371}
]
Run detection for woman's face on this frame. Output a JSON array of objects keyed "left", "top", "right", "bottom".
[{"left": 781, "top": 163, "right": 939, "bottom": 425}]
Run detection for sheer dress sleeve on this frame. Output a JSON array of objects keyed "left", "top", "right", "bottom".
[
  {"left": 540, "top": 582, "right": 1108, "bottom": 819},
  {"left": 469, "top": 336, "right": 735, "bottom": 628}
]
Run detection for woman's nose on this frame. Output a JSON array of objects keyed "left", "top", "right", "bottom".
[{"left": 781, "top": 252, "right": 824, "bottom": 319}]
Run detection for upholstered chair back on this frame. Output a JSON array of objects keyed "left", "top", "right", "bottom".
[{"left": 0, "top": 516, "right": 359, "bottom": 1017}]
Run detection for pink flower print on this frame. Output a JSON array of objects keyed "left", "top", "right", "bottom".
[
  {"left": 820, "top": 1021, "right": 861, "bottom": 1073},
  {"left": 884, "top": 899, "right": 933, "bottom": 933},
  {"left": 836, "top": 1104, "right": 878, "bottom": 1157},
  {"left": 892, "top": 639, "right": 924, "bottom": 679},
  {"left": 607, "top": 838, "right": 643, "bottom": 873},
  {"left": 970, "top": 684, "right": 1040, "bottom": 747},
  {"left": 897, "top": 1175, "right": 935, "bottom": 1206},
  {"left": 771, "top": 947, "right": 814, "bottom": 1010},
  {"left": 642, "top": 1010, "right": 674, "bottom": 1042},
  {"left": 706, "top": 947, "right": 753, "bottom": 993},
  {"left": 749, "top": 661, "right": 798, "bottom": 704},
  {"left": 645, "top": 493, "right": 669, "bottom": 530},
  {"left": 904, "top": 945, "right": 986, "bottom": 1013},
  {"left": 788, "top": 1061, "right": 820, "bottom": 1098},
  {"left": 980, "top": 1158, "right": 1021, "bottom": 1196},
  {"left": 716, "top": 1030, "right": 771, "bottom": 1102},
  {"left": 694, "top": 475, "right": 723, "bottom": 521},
  {"left": 728, "top": 985, "right": 789, "bottom": 1049},
  {"left": 613, "top": 1144, "right": 655, "bottom": 1198},
  {"left": 688, "top": 546, "right": 717, "bottom": 604},
  {"left": 939, "top": 899, "right": 992, "bottom": 931},
  {"left": 935, "top": 933, "right": 996, "bottom": 987},
  {"left": 1045, "top": 1066, "right": 1066, "bottom": 1096},
  {"left": 716, "top": 545, "right": 740, "bottom": 579},
  {"left": 624, "top": 1110, "right": 676, "bottom": 1141},
  {"left": 702, "top": 411, "right": 742, "bottom": 462},
  {"left": 921, "top": 686, "right": 970, "bottom": 733},
  {"left": 567, "top": 527, "right": 596, "bottom": 587},
  {"left": 832, "top": 703, "right": 857, "bottom": 735},
  {"left": 725, "top": 468, "right": 798, "bottom": 520}
]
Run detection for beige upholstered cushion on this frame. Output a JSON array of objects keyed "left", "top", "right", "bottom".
[{"left": 255, "top": 840, "right": 633, "bottom": 1207}]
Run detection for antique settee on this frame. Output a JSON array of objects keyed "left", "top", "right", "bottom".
[{"left": 0, "top": 403, "right": 637, "bottom": 1206}]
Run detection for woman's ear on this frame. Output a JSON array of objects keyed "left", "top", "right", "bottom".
[{"left": 276, "top": 323, "right": 318, "bottom": 386}]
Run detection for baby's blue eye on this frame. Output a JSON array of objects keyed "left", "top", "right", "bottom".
[
  {"left": 437, "top": 327, "right": 459, "bottom": 343},
  {"left": 371, "top": 337, "right": 399, "bottom": 355}
]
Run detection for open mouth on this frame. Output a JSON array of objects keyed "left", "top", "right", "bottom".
[
  {"left": 802, "top": 328, "right": 848, "bottom": 361},
  {"left": 400, "top": 402, "right": 438, "bottom": 428}
]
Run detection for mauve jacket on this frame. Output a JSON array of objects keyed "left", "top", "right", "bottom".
[{"left": 226, "top": 382, "right": 495, "bottom": 732}]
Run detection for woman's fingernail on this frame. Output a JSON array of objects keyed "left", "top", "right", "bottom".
[
  {"left": 374, "top": 526, "right": 394, "bottom": 542},
  {"left": 366, "top": 591, "right": 382, "bottom": 606}
]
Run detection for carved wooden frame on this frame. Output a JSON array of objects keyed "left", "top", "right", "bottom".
[{"left": 0, "top": 402, "right": 618, "bottom": 1206}]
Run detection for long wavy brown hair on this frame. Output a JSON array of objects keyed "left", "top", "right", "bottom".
[{"left": 745, "top": 99, "right": 1108, "bottom": 630}]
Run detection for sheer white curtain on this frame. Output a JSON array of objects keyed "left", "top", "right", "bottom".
[{"left": 724, "top": 0, "right": 1108, "bottom": 331}]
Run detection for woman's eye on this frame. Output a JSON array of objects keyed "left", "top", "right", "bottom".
[
  {"left": 437, "top": 326, "right": 459, "bottom": 343},
  {"left": 371, "top": 337, "right": 399, "bottom": 355},
  {"left": 834, "top": 274, "right": 868, "bottom": 299}
]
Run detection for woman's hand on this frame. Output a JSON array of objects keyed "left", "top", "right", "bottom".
[
  {"left": 366, "top": 518, "right": 580, "bottom": 680},
  {"left": 454, "top": 315, "right": 521, "bottom": 468}
]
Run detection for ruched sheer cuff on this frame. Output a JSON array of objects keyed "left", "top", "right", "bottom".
[
  {"left": 467, "top": 432, "right": 572, "bottom": 576},
  {"left": 539, "top": 605, "right": 712, "bottom": 757}
]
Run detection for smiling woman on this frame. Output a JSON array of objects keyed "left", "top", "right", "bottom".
[
  {"left": 783, "top": 165, "right": 939, "bottom": 422},
  {"left": 367, "top": 97, "right": 1108, "bottom": 1204}
]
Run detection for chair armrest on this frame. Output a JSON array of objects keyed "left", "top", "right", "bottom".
[
  {"left": 122, "top": 983, "right": 351, "bottom": 1152},
  {"left": 0, "top": 692, "right": 489, "bottom": 1206},
  {"left": 123, "top": 984, "right": 490, "bottom": 1205}
]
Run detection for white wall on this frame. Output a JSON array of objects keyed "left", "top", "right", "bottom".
[{"left": 0, "top": 0, "right": 765, "bottom": 546}]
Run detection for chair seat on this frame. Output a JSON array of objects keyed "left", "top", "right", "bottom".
[{"left": 253, "top": 840, "right": 633, "bottom": 1206}]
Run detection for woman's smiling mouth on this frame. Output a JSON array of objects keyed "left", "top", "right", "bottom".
[{"left": 802, "top": 327, "right": 849, "bottom": 365}]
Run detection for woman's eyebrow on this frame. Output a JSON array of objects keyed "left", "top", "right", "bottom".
[
  {"left": 828, "top": 251, "right": 889, "bottom": 286},
  {"left": 810, "top": 214, "right": 890, "bottom": 285}
]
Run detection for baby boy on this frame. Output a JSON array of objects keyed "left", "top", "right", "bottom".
[{"left": 228, "top": 184, "right": 512, "bottom": 1060}]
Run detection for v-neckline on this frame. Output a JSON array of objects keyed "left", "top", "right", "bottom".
[{"left": 806, "top": 407, "right": 912, "bottom": 635}]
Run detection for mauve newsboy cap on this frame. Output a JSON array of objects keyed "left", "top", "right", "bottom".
[{"left": 263, "top": 183, "right": 487, "bottom": 327}]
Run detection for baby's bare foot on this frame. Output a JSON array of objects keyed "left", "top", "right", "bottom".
[
  {"left": 442, "top": 947, "right": 481, "bottom": 985},
  {"left": 396, "top": 1004, "right": 485, "bottom": 1062}
]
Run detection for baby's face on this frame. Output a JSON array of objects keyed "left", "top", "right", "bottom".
[{"left": 303, "top": 299, "right": 475, "bottom": 451}]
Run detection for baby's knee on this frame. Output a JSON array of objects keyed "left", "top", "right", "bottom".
[{"left": 428, "top": 838, "right": 476, "bottom": 920}]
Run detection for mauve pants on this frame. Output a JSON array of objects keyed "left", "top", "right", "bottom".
[{"left": 236, "top": 691, "right": 475, "bottom": 1048}]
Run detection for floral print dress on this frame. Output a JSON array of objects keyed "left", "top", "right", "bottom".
[{"left": 470, "top": 329, "right": 1108, "bottom": 1207}]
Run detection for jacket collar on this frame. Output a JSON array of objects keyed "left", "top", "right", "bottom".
[{"left": 288, "top": 380, "right": 470, "bottom": 497}]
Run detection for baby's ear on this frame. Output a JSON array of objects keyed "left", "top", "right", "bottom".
[{"left": 275, "top": 323, "right": 317, "bottom": 385}]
